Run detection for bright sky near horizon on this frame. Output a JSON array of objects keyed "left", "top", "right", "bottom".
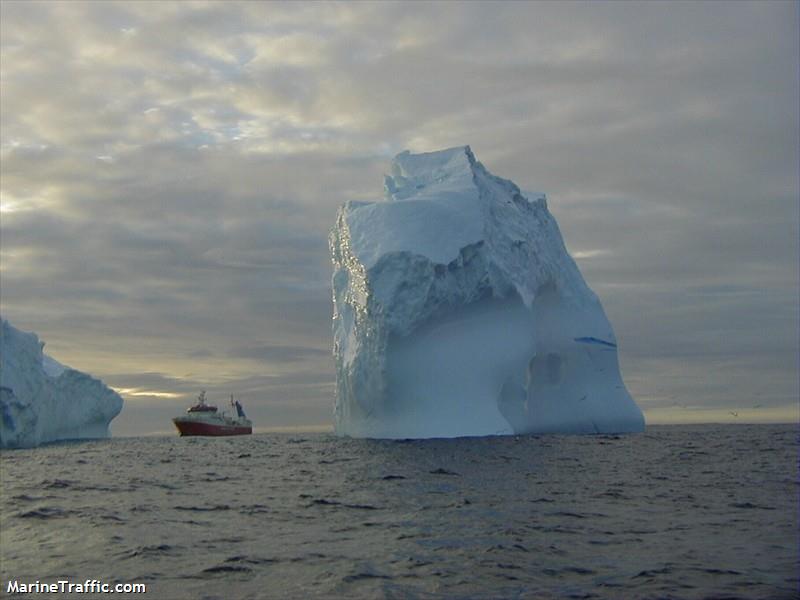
[{"left": 1, "top": 1, "right": 797, "bottom": 435}]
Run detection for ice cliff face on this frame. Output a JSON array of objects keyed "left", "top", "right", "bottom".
[
  {"left": 330, "top": 146, "right": 645, "bottom": 438},
  {"left": 0, "top": 319, "right": 123, "bottom": 448}
]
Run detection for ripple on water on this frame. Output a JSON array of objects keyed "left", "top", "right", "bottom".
[
  {"left": 16, "top": 507, "right": 76, "bottom": 519},
  {"left": 120, "top": 544, "right": 183, "bottom": 559},
  {"left": 0, "top": 425, "right": 796, "bottom": 599}
]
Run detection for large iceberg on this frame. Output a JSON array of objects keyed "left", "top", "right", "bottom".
[
  {"left": 330, "top": 146, "right": 644, "bottom": 438},
  {"left": 0, "top": 318, "right": 123, "bottom": 448}
]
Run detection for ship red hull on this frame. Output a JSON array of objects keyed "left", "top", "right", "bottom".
[{"left": 173, "top": 419, "right": 252, "bottom": 436}]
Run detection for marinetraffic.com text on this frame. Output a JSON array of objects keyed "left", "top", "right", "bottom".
[{"left": 6, "top": 580, "right": 146, "bottom": 594}]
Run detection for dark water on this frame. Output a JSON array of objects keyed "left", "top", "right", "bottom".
[{"left": 1, "top": 425, "right": 797, "bottom": 599}]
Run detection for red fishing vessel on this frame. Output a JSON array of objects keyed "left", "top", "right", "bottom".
[{"left": 173, "top": 391, "right": 252, "bottom": 436}]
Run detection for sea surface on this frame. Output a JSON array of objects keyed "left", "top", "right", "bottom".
[{"left": 0, "top": 424, "right": 797, "bottom": 599}]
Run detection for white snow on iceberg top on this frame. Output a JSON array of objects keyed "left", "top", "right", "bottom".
[
  {"left": 42, "top": 353, "right": 67, "bottom": 377},
  {"left": 0, "top": 318, "right": 123, "bottom": 448},
  {"left": 346, "top": 146, "right": 484, "bottom": 268},
  {"left": 330, "top": 146, "right": 645, "bottom": 439},
  {"left": 384, "top": 146, "right": 479, "bottom": 202}
]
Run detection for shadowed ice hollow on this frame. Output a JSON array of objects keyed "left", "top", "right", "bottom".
[{"left": 330, "top": 146, "right": 644, "bottom": 438}]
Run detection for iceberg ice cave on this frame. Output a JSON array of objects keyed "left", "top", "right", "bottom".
[
  {"left": 330, "top": 146, "right": 645, "bottom": 438},
  {"left": 0, "top": 318, "right": 123, "bottom": 448}
]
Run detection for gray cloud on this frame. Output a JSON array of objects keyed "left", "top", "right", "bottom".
[
  {"left": 1, "top": 1, "right": 797, "bottom": 430},
  {"left": 230, "top": 344, "right": 330, "bottom": 364}
]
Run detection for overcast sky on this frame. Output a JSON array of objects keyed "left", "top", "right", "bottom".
[{"left": 1, "top": 1, "right": 797, "bottom": 435}]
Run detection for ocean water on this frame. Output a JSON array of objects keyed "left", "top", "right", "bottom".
[{"left": 0, "top": 424, "right": 797, "bottom": 599}]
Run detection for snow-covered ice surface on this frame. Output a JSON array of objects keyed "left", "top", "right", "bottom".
[
  {"left": 0, "top": 319, "right": 123, "bottom": 448},
  {"left": 330, "top": 146, "right": 644, "bottom": 438}
]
